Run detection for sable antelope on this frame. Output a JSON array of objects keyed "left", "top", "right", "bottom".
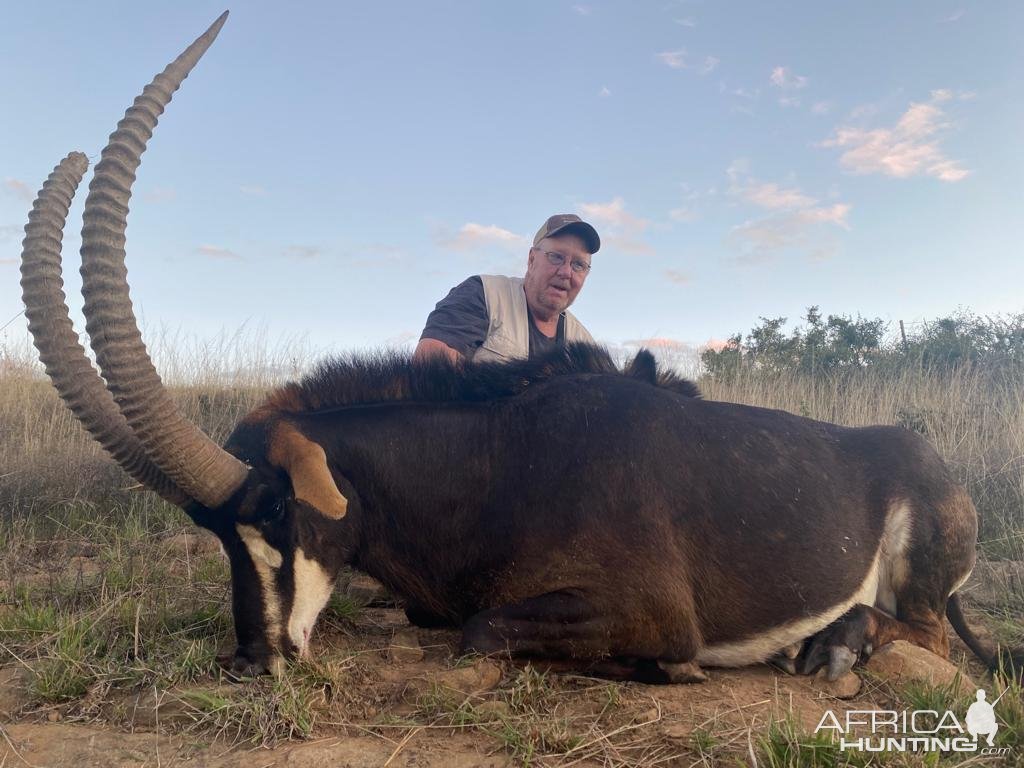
[{"left": 19, "top": 13, "right": 1022, "bottom": 682}]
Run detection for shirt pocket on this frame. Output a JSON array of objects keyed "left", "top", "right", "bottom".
[{"left": 477, "top": 331, "right": 518, "bottom": 362}]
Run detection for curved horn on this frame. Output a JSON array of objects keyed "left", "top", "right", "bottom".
[
  {"left": 79, "top": 11, "right": 249, "bottom": 509},
  {"left": 20, "top": 153, "right": 189, "bottom": 506}
]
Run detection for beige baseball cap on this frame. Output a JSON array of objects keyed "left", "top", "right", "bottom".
[{"left": 533, "top": 214, "right": 600, "bottom": 254}]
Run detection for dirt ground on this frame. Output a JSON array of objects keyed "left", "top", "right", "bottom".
[
  {"left": 0, "top": 536, "right": 1019, "bottom": 768},
  {"left": 0, "top": 603, "right": 1005, "bottom": 768}
]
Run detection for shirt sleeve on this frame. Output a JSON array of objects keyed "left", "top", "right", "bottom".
[{"left": 419, "top": 276, "right": 490, "bottom": 357}]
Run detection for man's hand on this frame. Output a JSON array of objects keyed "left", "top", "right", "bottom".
[{"left": 413, "top": 338, "right": 462, "bottom": 365}]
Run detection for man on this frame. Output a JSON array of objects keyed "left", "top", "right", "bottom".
[{"left": 414, "top": 214, "right": 599, "bottom": 363}]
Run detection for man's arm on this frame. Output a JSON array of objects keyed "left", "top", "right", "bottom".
[
  {"left": 416, "top": 276, "right": 489, "bottom": 363},
  {"left": 413, "top": 337, "right": 461, "bottom": 364}
]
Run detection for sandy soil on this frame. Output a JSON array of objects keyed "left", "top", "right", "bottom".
[{"left": 0, "top": 548, "right": 1014, "bottom": 768}]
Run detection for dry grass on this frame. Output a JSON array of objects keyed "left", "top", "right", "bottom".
[
  {"left": 4, "top": 335, "right": 1021, "bottom": 552},
  {"left": 703, "top": 364, "right": 1024, "bottom": 560},
  {"left": 0, "top": 329, "right": 301, "bottom": 518},
  {"left": 1, "top": 334, "right": 1022, "bottom": 765}
]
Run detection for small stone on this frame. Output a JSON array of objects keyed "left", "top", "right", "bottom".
[
  {"left": 388, "top": 630, "right": 425, "bottom": 663},
  {"left": 436, "top": 661, "right": 503, "bottom": 694},
  {"left": 865, "top": 641, "right": 976, "bottom": 696},
  {"left": 661, "top": 721, "right": 692, "bottom": 740},
  {"left": 345, "top": 574, "right": 394, "bottom": 606},
  {"left": 128, "top": 688, "right": 203, "bottom": 728},
  {"left": 815, "top": 669, "right": 862, "bottom": 699},
  {"left": 406, "top": 660, "right": 504, "bottom": 699},
  {"left": 639, "top": 707, "right": 661, "bottom": 723}
]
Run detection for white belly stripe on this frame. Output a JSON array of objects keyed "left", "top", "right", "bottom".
[{"left": 695, "top": 501, "right": 913, "bottom": 667}]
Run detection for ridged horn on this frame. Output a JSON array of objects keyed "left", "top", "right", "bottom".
[
  {"left": 79, "top": 11, "right": 249, "bottom": 510},
  {"left": 20, "top": 153, "right": 190, "bottom": 506}
]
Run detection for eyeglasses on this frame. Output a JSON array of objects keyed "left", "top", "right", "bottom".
[{"left": 532, "top": 247, "right": 592, "bottom": 275}]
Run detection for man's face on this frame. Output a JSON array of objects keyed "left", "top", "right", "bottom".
[{"left": 523, "top": 233, "right": 592, "bottom": 318}]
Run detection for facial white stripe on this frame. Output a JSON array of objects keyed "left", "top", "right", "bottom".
[
  {"left": 236, "top": 523, "right": 282, "bottom": 639},
  {"left": 287, "top": 548, "right": 335, "bottom": 656},
  {"left": 236, "top": 524, "right": 284, "bottom": 568}
]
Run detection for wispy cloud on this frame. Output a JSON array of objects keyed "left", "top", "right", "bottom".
[
  {"left": 656, "top": 50, "right": 688, "bottom": 70},
  {"left": 624, "top": 337, "right": 692, "bottom": 350},
  {"left": 939, "top": 9, "right": 965, "bottom": 22},
  {"left": 673, "top": 17, "right": 696, "bottom": 27},
  {"left": 701, "top": 337, "right": 732, "bottom": 352},
  {"left": 778, "top": 96, "right": 801, "bottom": 108},
  {"left": 284, "top": 245, "right": 321, "bottom": 260},
  {"left": 669, "top": 205, "right": 698, "bottom": 222},
  {"left": 196, "top": 244, "right": 241, "bottom": 260},
  {"left": 719, "top": 82, "right": 760, "bottom": 114},
  {"left": 769, "top": 66, "right": 808, "bottom": 90},
  {"left": 579, "top": 197, "right": 647, "bottom": 232},
  {"left": 0, "top": 258, "right": 16, "bottom": 266},
  {"left": 578, "top": 197, "right": 652, "bottom": 255},
  {"left": 657, "top": 49, "right": 718, "bottom": 76},
  {"left": 438, "top": 222, "right": 526, "bottom": 252},
  {"left": 820, "top": 91, "right": 970, "bottom": 181},
  {"left": 731, "top": 207, "right": 849, "bottom": 264},
  {"left": 599, "top": 86, "right": 611, "bottom": 98},
  {"left": 239, "top": 184, "right": 268, "bottom": 197},
  {"left": 727, "top": 162, "right": 850, "bottom": 263},
  {"left": 726, "top": 85, "right": 758, "bottom": 100},
  {"left": 0, "top": 224, "right": 23, "bottom": 242},
  {"left": 664, "top": 269, "right": 692, "bottom": 285},
  {"left": 668, "top": 182, "right": 714, "bottom": 223},
  {"left": 811, "top": 100, "right": 832, "bottom": 115},
  {"left": 848, "top": 103, "right": 879, "bottom": 121},
  {"left": 573, "top": 4, "right": 592, "bottom": 16},
  {"left": 727, "top": 162, "right": 817, "bottom": 210},
  {"left": 3, "top": 178, "right": 33, "bottom": 202}
]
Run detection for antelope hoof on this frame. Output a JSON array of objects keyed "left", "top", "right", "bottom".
[
  {"left": 658, "top": 660, "right": 708, "bottom": 683},
  {"left": 218, "top": 647, "right": 273, "bottom": 679},
  {"left": 827, "top": 646, "right": 858, "bottom": 681},
  {"left": 770, "top": 655, "right": 798, "bottom": 675},
  {"left": 769, "top": 641, "right": 804, "bottom": 675}
]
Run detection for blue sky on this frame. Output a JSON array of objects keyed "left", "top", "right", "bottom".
[{"left": 2, "top": 2, "right": 1021, "bottom": 362}]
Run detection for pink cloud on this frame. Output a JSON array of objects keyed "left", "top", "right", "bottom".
[
  {"left": 820, "top": 92, "right": 970, "bottom": 181},
  {"left": 726, "top": 163, "right": 851, "bottom": 263},
  {"left": 770, "top": 66, "right": 808, "bottom": 90},
  {"left": 440, "top": 223, "right": 526, "bottom": 252},
  {"left": 578, "top": 197, "right": 652, "bottom": 255}
]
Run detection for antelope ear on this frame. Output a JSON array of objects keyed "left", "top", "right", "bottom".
[{"left": 267, "top": 422, "right": 348, "bottom": 519}]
